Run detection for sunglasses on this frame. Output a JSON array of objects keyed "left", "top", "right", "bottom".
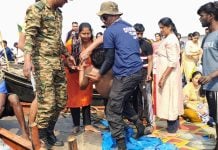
[{"left": 100, "top": 15, "right": 109, "bottom": 21}]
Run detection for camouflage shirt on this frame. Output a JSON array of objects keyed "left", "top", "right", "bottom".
[
  {"left": 24, "top": 0, "right": 69, "bottom": 69},
  {"left": 0, "top": 70, "right": 3, "bottom": 82}
]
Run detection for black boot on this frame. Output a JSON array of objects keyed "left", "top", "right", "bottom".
[
  {"left": 38, "top": 128, "right": 52, "bottom": 149},
  {"left": 135, "top": 121, "right": 152, "bottom": 138},
  {"left": 117, "top": 138, "right": 126, "bottom": 150},
  {"left": 47, "top": 116, "right": 64, "bottom": 146},
  {"left": 135, "top": 122, "right": 145, "bottom": 138},
  {"left": 47, "top": 129, "right": 64, "bottom": 146}
]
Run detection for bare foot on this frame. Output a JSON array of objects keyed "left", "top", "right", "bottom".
[{"left": 85, "top": 125, "right": 100, "bottom": 133}]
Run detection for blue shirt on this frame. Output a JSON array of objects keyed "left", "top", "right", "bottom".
[
  {"left": 0, "top": 80, "right": 8, "bottom": 94},
  {"left": 202, "top": 30, "right": 218, "bottom": 91},
  {"left": 1, "top": 47, "right": 14, "bottom": 61},
  {"left": 103, "top": 19, "right": 142, "bottom": 77}
]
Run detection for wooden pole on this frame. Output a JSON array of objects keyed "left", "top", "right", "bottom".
[{"left": 68, "top": 135, "right": 78, "bottom": 150}]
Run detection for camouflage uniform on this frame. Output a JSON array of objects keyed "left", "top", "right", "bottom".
[{"left": 24, "top": 0, "right": 69, "bottom": 129}]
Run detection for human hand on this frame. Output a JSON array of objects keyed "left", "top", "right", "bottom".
[
  {"left": 86, "top": 67, "right": 101, "bottom": 81},
  {"left": 80, "top": 49, "right": 91, "bottom": 63},
  {"left": 77, "top": 61, "right": 89, "bottom": 71},
  {"left": 158, "top": 77, "right": 166, "bottom": 89},
  {"left": 67, "top": 55, "right": 76, "bottom": 69},
  {"left": 23, "top": 59, "right": 32, "bottom": 79},
  {"left": 146, "top": 75, "right": 152, "bottom": 81},
  {"left": 197, "top": 107, "right": 206, "bottom": 116},
  {"left": 198, "top": 75, "right": 212, "bottom": 85}
]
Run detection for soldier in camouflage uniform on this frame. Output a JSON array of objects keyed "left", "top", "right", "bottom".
[{"left": 23, "top": 0, "right": 75, "bottom": 148}]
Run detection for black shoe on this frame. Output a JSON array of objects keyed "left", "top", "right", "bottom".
[
  {"left": 38, "top": 128, "right": 52, "bottom": 149},
  {"left": 207, "top": 117, "right": 215, "bottom": 127},
  {"left": 144, "top": 125, "right": 153, "bottom": 135},
  {"left": 135, "top": 123, "right": 145, "bottom": 139},
  {"left": 117, "top": 138, "right": 126, "bottom": 150},
  {"left": 47, "top": 131, "right": 64, "bottom": 146},
  {"left": 135, "top": 123, "right": 153, "bottom": 138}
]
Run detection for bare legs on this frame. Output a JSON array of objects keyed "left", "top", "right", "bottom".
[{"left": 8, "top": 94, "right": 29, "bottom": 140}]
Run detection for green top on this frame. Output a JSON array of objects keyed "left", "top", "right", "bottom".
[{"left": 24, "top": 0, "right": 69, "bottom": 69}]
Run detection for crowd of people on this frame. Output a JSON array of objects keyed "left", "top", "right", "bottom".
[{"left": 0, "top": 0, "right": 217, "bottom": 150}]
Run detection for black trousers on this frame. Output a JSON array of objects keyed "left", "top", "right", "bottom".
[
  {"left": 106, "top": 69, "right": 143, "bottom": 140},
  {"left": 206, "top": 91, "right": 218, "bottom": 123},
  {"left": 132, "top": 79, "right": 153, "bottom": 125},
  {"left": 70, "top": 105, "right": 91, "bottom": 126}
]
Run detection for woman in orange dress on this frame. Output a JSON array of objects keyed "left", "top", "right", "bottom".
[{"left": 65, "top": 22, "right": 99, "bottom": 134}]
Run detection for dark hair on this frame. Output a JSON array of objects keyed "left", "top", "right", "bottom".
[
  {"left": 158, "top": 17, "right": 178, "bottom": 35},
  {"left": 78, "top": 22, "right": 93, "bottom": 40},
  {"left": 190, "top": 71, "right": 202, "bottom": 82},
  {"left": 188, "top": 33, "right": 193, "bottom": 37},
  {"left": 96, "top": 32, "right": 103, "bottom": 38},
  {"left": 190, "top": 71, "right": 205, "bottom": 97},
  {"left": 13, "top": 42, "right": 18, "bottom": 47},
  {"left": 72, "top": 21, "right": 78, "bottom": 25},
  {"left": 91, "top": 44, "right": 105, "bottom": 69},
  {"left": 133, "top": 23, "right": 145, "bottom": 32},
  {"left": 192, "top": 31, "right": 200, "bottom": 37},
  {"left": 3, "top": 40, "right": 7, "bottom": 45},
  {"left": 197, "top": 1, "right": 218, "bottom": 21},
  {"left": 155, "top": 33, "right": 161, "bottom": 37},
  {"left": 177, "top": 33, "right": 181, "bottom": 37}
]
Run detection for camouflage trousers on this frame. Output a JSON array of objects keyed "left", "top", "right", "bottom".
[{"left": 34, "top": 67, "right": 67, "bottom": 128}]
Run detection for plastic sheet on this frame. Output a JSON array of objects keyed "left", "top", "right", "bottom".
[{"left": 101, "top": 120, "right": 178, "bottom": 150}]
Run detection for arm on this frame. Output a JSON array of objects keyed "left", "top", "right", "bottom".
[
  {"left": 60, "top": 40, "right": 71, "bottom": 58},
  {"left": 80, "top": 36, "right": 103, "bottom": 61},
  {"left": 158, "top": 40, "right": 178, "bottom": 89},
  {"left": 197, "top": 48, "right": 203, "bottom": 65},
  {"left": 142, "top": 40, "right": 153, "bottom": 81},
  {"left": 86, "top": 48, "right": 115, "bottom": 81},
  {"left": 23, "top": 5, "right": 40, "bottom": 78},
  {"left": 158, "top": 67, "right": 174, "bottom": 89},
  {"left": 146, "top": 55, "right": 153, "bottom": 80},
  {"left": 146, "top": 42, "right": 153, "bottom": 80},
  {"left": 199, "top": 70, "right": 218, "bottom": 85},
  {"left": 99, "top": 48, "right": 115, "bottom": 75},
  {"left": 79, "top": 62, "right": 91, "bottom": 90},
  {"left": 185, "top": 41, "right": 201, "bottom": 56}
]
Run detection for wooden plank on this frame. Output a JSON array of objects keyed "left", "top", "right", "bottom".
[{"left": 0, "top": 128, "right": 32, "bottom": 150}]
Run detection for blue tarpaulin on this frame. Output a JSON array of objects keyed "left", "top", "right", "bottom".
[{"left": 101, "top": 120, "right": 178, "bottom": 150}]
